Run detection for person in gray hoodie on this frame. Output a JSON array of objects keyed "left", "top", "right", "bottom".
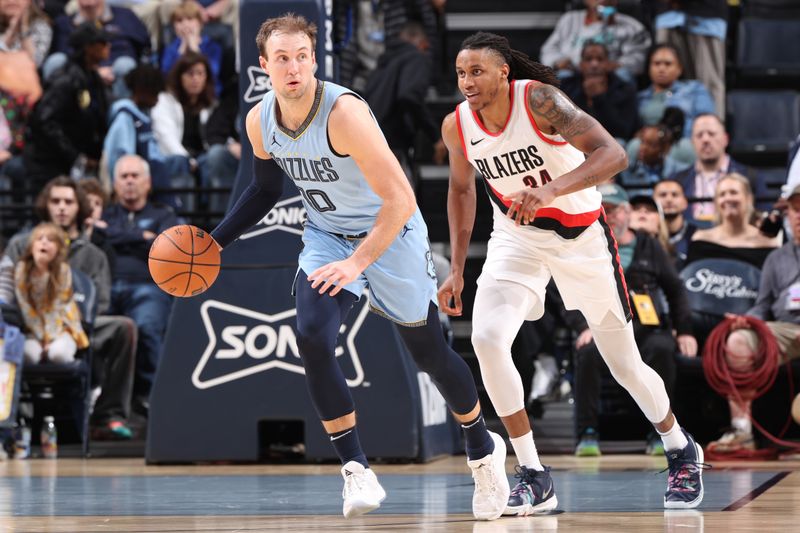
[
  {"left": 103, "top": 64, "right": 189, "bottom": 208},
  {"left": 540, "top": 0, "right": 651, "bottom": 83}
]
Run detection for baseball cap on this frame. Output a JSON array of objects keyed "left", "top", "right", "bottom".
[
  {"left": 629, "top": 194, "right": 658, "bottom": 211},
  {"left": 598, "top": 182, "right": 629, "bottom": 206},
  {"left": 68, "top": 22, "right": 113, "bottom": 49},
  {"left": 786, "top": 184, "right": 800, "bottom": 201}
]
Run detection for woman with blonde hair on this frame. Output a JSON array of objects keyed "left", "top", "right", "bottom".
[
  {"left": 629, "top": 194, "right": 675, "bottom": 257},
  {"left": 686, "top": 172, "right": 780, "bottom": 269},
  {"left": 14, "top": 222, "right": 89, "bottom": 365},
  {"left": 0, "top": 0, "right": 52, "bottom": 66}
]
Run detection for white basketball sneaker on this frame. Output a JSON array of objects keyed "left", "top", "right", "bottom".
[
  {"left": 341, "top": 461, "right": 387, "bottom": 518},
  {"left": 467, "top": 431, "right": 511, "bottom": 520}
]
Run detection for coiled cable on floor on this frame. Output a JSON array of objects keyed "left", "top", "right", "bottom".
[{"left": 702, "top": 316, "right": 800, "bottom": 457}]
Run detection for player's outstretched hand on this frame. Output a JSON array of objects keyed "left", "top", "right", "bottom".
[
  {"left": 437, "top": 273, "right": 464, "bottom": 317},
  {"left": 308, "top": 258, "right": 364, "bottom": 296},
  {"left": 504, "top": 187, "right": 556, "bottom": 226}
]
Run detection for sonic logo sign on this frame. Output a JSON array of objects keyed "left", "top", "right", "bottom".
[
  {"left": 243, "top": 65, "right": 271, "bottom": 104},
  {"left": 239, "top": 195, "right": 306, "bottom": 239},
  {"left": 192, "top": 299, "right": 368, "bottom": 389}
]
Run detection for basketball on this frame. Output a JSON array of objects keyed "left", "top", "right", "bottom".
[{"left": 148, "top": 225, "right": 221, "bottom": 297}]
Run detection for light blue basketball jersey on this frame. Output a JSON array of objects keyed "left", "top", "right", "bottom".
[{"left": 260, "top": 81, "right": 384, "bottom": 235}]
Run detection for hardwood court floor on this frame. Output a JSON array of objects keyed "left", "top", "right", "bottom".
[{"left": 1, "top": 455, "right": 799, "bottom": 532}]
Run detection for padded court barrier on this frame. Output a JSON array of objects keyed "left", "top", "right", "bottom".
[{"left": 147, "top": 0, "right": 460, "bottom": 463}]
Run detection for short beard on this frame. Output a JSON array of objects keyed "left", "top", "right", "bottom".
[
  {"left": 663, "top": 212, "right": 680, "bottom": 221},
  {"left": 699, "top": 155, "right": 721, "bottom": 168}
]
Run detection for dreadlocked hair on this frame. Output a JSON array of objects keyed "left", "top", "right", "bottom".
[{"left": 461, "top": 32, "right": 559, "bottom": 87}]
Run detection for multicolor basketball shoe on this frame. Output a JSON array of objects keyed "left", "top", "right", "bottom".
[
  {"left": 503, "top": 465, "right": 558, "bottom": 516},
  {"left": 664, "top": 429, "right": 706, "bottom": 509}
]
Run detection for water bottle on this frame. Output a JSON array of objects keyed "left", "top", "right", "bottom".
[
  {"left": 40, "top": 416, "right": 57, "bottom": 459},
  {"left": 14, "top": 419, "right": 31, "bottom": 459}
]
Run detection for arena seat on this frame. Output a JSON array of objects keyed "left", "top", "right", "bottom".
[
  {"left": 21, "top": 268, "right": 97, "bottom": 457},
  {"left": 736, "top": 18, "right": 800, "bottom": 82},
  {"left": 727, "top": 90, "right": 800, "bottom": 158},
  {"left": 679, "top": 258, "right": 762, "bottom": 347},
  {"left": 742, "top": 0, "right": 800, "bottom": 18}
]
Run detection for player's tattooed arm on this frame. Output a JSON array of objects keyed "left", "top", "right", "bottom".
[
  {"left": 583, "top": 174, "right": 605, "bottom": 187},
  {"left": 527, "top": 84, "right": 596, "bottom": 142},
  {"left": 526, "top": 83, "right": 627, "bottom": 197}
]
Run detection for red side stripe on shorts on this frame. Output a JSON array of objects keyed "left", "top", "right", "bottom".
[
  {"left": 597, "top": 208, "right": 633, "bottom": 321},
  {"left": 535, "top": 207, "right": 601, "bottom": 228},
  {"left": 481, "top": 181, "right": 600, "bottom": 239}
]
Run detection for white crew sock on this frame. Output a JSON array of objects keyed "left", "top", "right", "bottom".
[{"left": 510, "top": 431, "right": 544, "bottom": 470}]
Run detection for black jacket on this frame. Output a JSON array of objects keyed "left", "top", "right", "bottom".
[
  {"left": 102, "top": 202, "right": 178, "bottom": 283},
  {"left": 567, "top": 231, "right": 693, "bottom": 335},
  {"left": 364, "top": 41, "right": 438, "bottom": 151},
  {"left": 560, "top": 72, "right": 639, "bottom": 140},
  {"left": 24, "top": 60, "right": 109, "bottom": 177}
]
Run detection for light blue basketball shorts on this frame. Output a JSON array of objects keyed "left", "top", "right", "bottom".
[{"left": 297, "top": 212, "right": 438, "bottom": 326}]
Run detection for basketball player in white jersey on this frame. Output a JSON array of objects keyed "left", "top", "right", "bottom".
[{"left": 439, "top": 32, "right": 706, "bottom": 515}]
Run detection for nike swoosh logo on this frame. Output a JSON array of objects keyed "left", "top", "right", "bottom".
[
  {"left": 542, "top": 484, "right": 552, "bottom": 500},
  {"left": 470, "top": 138, "right": 484, "bottom": 146}
]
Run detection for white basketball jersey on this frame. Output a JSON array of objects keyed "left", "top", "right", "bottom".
[{"left": 456, "top": 79, "right": 602, "bottom": 239}]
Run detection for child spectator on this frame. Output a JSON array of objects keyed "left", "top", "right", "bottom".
[
  {"left": 14, "top": 222, "right": 89, "bottom": 365},
  {"left": 161, "top": 1, "right": 222, "bottom": 97},
  {"left": 621, "top": 124, "right": 684, "bottom": 189}
]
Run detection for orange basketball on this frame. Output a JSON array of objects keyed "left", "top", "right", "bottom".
[{"left": 148, "top": 225, "right": 221, "bottom": 297}]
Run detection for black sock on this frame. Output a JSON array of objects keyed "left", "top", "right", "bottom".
[
  {"left": 330, "top": 426, "right": 369, "bottom": 468},
  {"left": 461, "top": 414, "right": 494, "bottom": 461}
]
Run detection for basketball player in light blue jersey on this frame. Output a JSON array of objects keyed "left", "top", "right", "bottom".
[{"left": 210, "top": 14, "right": 509, "bottom": 520}]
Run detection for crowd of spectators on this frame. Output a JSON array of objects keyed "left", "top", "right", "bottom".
[
  {"left": 1, "top": 0, "right": 798, "bottom": 456},
  {"left": 0, "top": 0, "right": 238, "bottom": 445}
]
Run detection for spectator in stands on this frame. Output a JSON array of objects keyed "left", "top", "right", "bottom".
[
  {"left": 620, "top": 124, "right": 683, "bottom": 189},
  {"left": 654, "top": 179, "right": 697, "bottom": 269},
  {"left": 629, "top": 193, "right": 673, "bottom": 256},
  {"left": 23, "top": 22, "right": 111, "bottom": 187},
  {"left": 103, "top": 154, "right": 177, "bottom": 415},
  {"left": 559, "top": 41, "right": 638, "bottom": 141},
  {"left": 0, "top": 0, "right": 53, "bottom": 66},
  {"left": 716, "top": 185, "right": 800, "bottom": 452},
  {"left": 14, "top": 223, "right": 89, "bottom": 365},
  {"left": 48, "top": 0, "right": 150, "bottom": 97},
  {"left": 365, "top": 20, "right": 446, "bottom": 188},
  {"left": 2, "top": 177, "right": 136, "bottom": 438},
  {"left": 787, "top": 135, "right": 800, "bottom": 206},
  {"left": 654, "top": 0, "right": 727, "bottom": 116},
  {"left": 152, "top": 51, "right": 215, "bottom": 180},
  {"left": 669, "top": 114, "right": 769, "bottom": 224},
  {"left": 686, "top": 173, "right": 780, "bottom": 270},
  {"left": 573, "top": 183, "right": 696, "bottom": 457},
  {"left": 104, "top": 63, "right": 189, "bottom": 209},
  {"left": 161, "top": 1, "right": 222, "bottom": 97},
  {"left": 540, "top": 0, "right": 651, "bottom": 83},
  {"left": 0, "top": 88, "right": 31, "bottom": 194},
  {"left": 336, "top": 0, "right": 441, "bottom": 92},
  {"left": 202, "top": 83, "right": 239, "bottom": 213},
  {"left": 638, "top": 44, "right": 715, "bottom": 145},
  {"left": 77, "top": 177, "right": 111, "bottom": 252}
]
